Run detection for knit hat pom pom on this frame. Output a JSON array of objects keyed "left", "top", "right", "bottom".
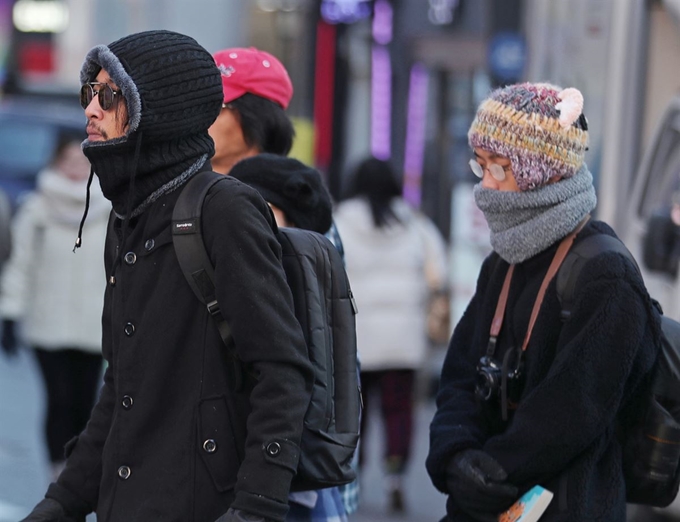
[{"left": 555, "top": 88, "right": 584, "bottom": 129}]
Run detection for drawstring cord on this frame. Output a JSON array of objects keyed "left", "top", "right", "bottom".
[{"left": 73, "top": 167, "right": 95, "bottom": 252}]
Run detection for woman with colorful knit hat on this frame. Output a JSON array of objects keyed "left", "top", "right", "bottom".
[{"left": 426, "top": 82, "right": 662, "bottom": 521}]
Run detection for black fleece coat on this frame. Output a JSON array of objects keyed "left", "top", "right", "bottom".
[
  {"left": 427, "top": 220, "right": 661, "bottom": 521},
  {"left": 46, "top": 173, "right": 313, "bottom": 522}
]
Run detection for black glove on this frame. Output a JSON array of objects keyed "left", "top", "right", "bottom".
[
  {"left": 214, "top": 508, "right": 268, "bottom": 522},
  {"left": 19, "top": 498, "right": 74, "bottom": 522},
  {"left": 2, "top": 319, "right": 17, "bottom": 356},
  {"left": 446, "top": 449, "right": 519, "bottom": 522}
]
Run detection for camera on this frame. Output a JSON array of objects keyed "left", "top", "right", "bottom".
[{"left": 475, "top": 354, "right": 524, "bottom": 404}]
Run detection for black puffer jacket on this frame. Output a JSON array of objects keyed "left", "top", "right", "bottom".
[
  {"left": 47, "top": 171, "right": 313, "bottom": 522},
  {"left": 427, "top": 220, "right": 661, "bottom": 521}
]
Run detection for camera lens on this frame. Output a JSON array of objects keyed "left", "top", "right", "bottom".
[{"left": 475, "top": 368, "right": 497, "bottom": 401}]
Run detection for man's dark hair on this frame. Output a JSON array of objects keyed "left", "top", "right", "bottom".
[
  {"left": 343, "top": 157, "right": 403, "bottom": 228},
  {"left": 229, "top": 93, "right": 295, "bottom": 156}
]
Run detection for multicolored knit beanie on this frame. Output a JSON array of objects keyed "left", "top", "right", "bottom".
[{"left": 468, "top": 82, "right": 589, "bottom": 191}]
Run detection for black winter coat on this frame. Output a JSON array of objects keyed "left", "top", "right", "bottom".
[
  {"left": 427, "top": 220, "right": 661, "bottom": 521},
  {"left": 47, "top": 173, "right": 314, "bottom": 522}
]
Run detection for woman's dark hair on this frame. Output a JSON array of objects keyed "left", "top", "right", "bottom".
[
  {"left": 51, "top": 130, "right": 86, "bottom": 165},
  {"left": 344, "top": 157, "right": 403, "bottom": 228},
  {"left": 229, "top": 93, "right": 295, "bottom": 156}
]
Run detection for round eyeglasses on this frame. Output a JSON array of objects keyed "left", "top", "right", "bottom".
[
  {"left": 80, "top": 82, "right": 123, "bottom": 111},
  {"left": 469, "top": 159, "right": 510, "bottom": 182}
]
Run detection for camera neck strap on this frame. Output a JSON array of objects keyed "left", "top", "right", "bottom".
[{"left": 488, "top": 215, "right": 591, "bottom": 355}]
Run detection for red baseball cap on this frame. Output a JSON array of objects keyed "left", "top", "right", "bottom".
[{"left": 213, "top": 47, "right": 293, "bottom": 109}]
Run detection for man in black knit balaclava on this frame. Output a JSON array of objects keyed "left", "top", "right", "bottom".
[{"left": 20, "top": 30, "right": 313, "bottom": 522}]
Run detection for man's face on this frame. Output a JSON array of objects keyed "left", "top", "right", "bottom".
[
  {"left": 208, "top": 105, "right": 260, "bottom": 174},
  {"left": 83, "top": 68, "right": 128, "bottom": 141}
]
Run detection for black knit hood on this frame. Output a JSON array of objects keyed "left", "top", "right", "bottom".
[{"left": 79, "top": 30, "right": 223, "bottom": 216}]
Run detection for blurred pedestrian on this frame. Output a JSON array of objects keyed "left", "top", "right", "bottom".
[
  {"left": 230, "top": 153, "right": 349, "bottom": 522},
  {"left": 334, "top": 156, "right": 449, "bottom": 513},
  {"left": 209, "top": 46, "right": 357, "bottom": 520},
  {"left": 426, "top": 82, "right": 661, "bottom": 521},
  {"left": 19, "top": 30, "right": 312, "bottom": 522},
  {"left": 0, "top": 132, "right": 108, "bottom": 482}
]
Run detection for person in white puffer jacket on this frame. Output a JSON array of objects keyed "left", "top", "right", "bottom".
[
  {"left": 0, "top": 133, "right": 110, "bottom": 481},
  {"left": 334, "top": 156, "right": 449, "bottom": 514}
]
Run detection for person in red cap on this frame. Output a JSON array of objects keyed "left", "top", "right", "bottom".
[
  {"left": 209, "top": 47, "right": 295, "bottom": 175},
  {"left": 209, "top": 47, "right": 358, "bottom": 522}
]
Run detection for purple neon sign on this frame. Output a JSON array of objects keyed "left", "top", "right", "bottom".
[
  {"left": 371, "top": 45, "right": 391, "bottom": 161},
  {"left": 372, "top": 0, "right": 392, "bottom": 45},
  {"left": 403, "top": 63, "right": 429, "bottom": 208}
]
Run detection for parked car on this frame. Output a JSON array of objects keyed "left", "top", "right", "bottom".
[{"left": 0, "top": 94, "right": 85, "bottom": 212}]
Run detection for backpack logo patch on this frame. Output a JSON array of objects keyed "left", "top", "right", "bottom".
[{"left": 173, "top": 219, "right": 196, "bottom": 234}]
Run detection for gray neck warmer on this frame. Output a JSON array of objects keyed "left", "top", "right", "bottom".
[{"left": 473, "top": 166, "right": 597, "bottom": 264}]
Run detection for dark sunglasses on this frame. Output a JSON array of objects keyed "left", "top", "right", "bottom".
[{"left": 80, "top": 82, "right": 122, "bottom": 110}]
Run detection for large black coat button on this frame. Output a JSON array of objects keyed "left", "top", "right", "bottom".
[
  {"left": 203, "top": 439, "right": 217, "bottom": 453},
  {"left": 122, "top": 395, "right": 133, "bottom": 409},
  {"left": 124, "top": 252, "right": 137, "bottom": 265},
  {"left": 124, "top": 322, "right": 135, "bottom": 336},
  {"left": 266, "top": 442, "right": 281, "bottom": 457},
  {"left": 117, "top": 466, "right": 131, "bottom": 480}
]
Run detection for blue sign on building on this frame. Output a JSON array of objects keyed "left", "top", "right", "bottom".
[{"left": 487, "top": 31, "right": 526, "bottom": 82}]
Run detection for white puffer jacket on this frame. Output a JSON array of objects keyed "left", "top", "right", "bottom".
[
  {"left": 334, "top": 197, "right": 448, "bottom": 371},
  {"left": 0, "top": 169, "right": 110, "bottom": 352}
]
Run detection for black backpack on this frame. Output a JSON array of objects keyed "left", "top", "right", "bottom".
[
  {"left": 171, "top": 170, "right": 361, "bottom": 491},
  {"left": 556, "top": 233, "right": 680, "bottom": 507}
]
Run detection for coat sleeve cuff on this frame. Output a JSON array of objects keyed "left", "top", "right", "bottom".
[
  {"left": 45, "top": 482, "right": 93, "bottom": 519},
  {"left": 232, "top": 438, "right": 299, "bottom": 520},
  {"left": 231, "top": 491, "right": 289, "bottom": 522}
]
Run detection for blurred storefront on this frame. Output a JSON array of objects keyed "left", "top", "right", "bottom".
[
  {"left": 2, "top": 0, "right": 536, "bottom": 325},
  {"left": 248, "top": 1, "right": 499, "bottom": 224},
  {"left": 246, "top": 0, "right": 525, "bottom": 324},
  {"left": 2, "top": 0, "right": 250, "bottom": 94},
  {"left": 249, "top": 1, "right": 487, "bottom": 325}
]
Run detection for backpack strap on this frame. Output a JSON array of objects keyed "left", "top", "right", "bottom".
[
  {"left": 556, "top": 233, "right": 639, "bottom": 321},
  {"left": 172, "top": 170, "right": 243, "bottom": 388}
]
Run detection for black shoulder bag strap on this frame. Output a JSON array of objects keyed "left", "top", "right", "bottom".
[
  {"left": 556, "top": 233, "right": 639, "bottom": 321},
  {"left": 172, "top": 170, "right": 243, "bottom": 389}
]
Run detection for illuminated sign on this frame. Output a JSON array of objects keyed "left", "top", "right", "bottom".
[
  {"left": 321, "top": 0, "right": 372, "bottom": 24},
  {"left": 429, "top": 0, "right": 459, "bottom": 25},
  {"left": 13, "top": 0, "right": 69, "bottom": 33}
]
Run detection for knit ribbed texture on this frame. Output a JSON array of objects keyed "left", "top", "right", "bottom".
[
  {"left": 473, "top": 165, "right": 597, "bottom": 264},
  {"left": 468, "top": 83, "right": 589, "bottom": 191},
  {"left": 79, "top": 30, "right": 223, "bottom": 214}
]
